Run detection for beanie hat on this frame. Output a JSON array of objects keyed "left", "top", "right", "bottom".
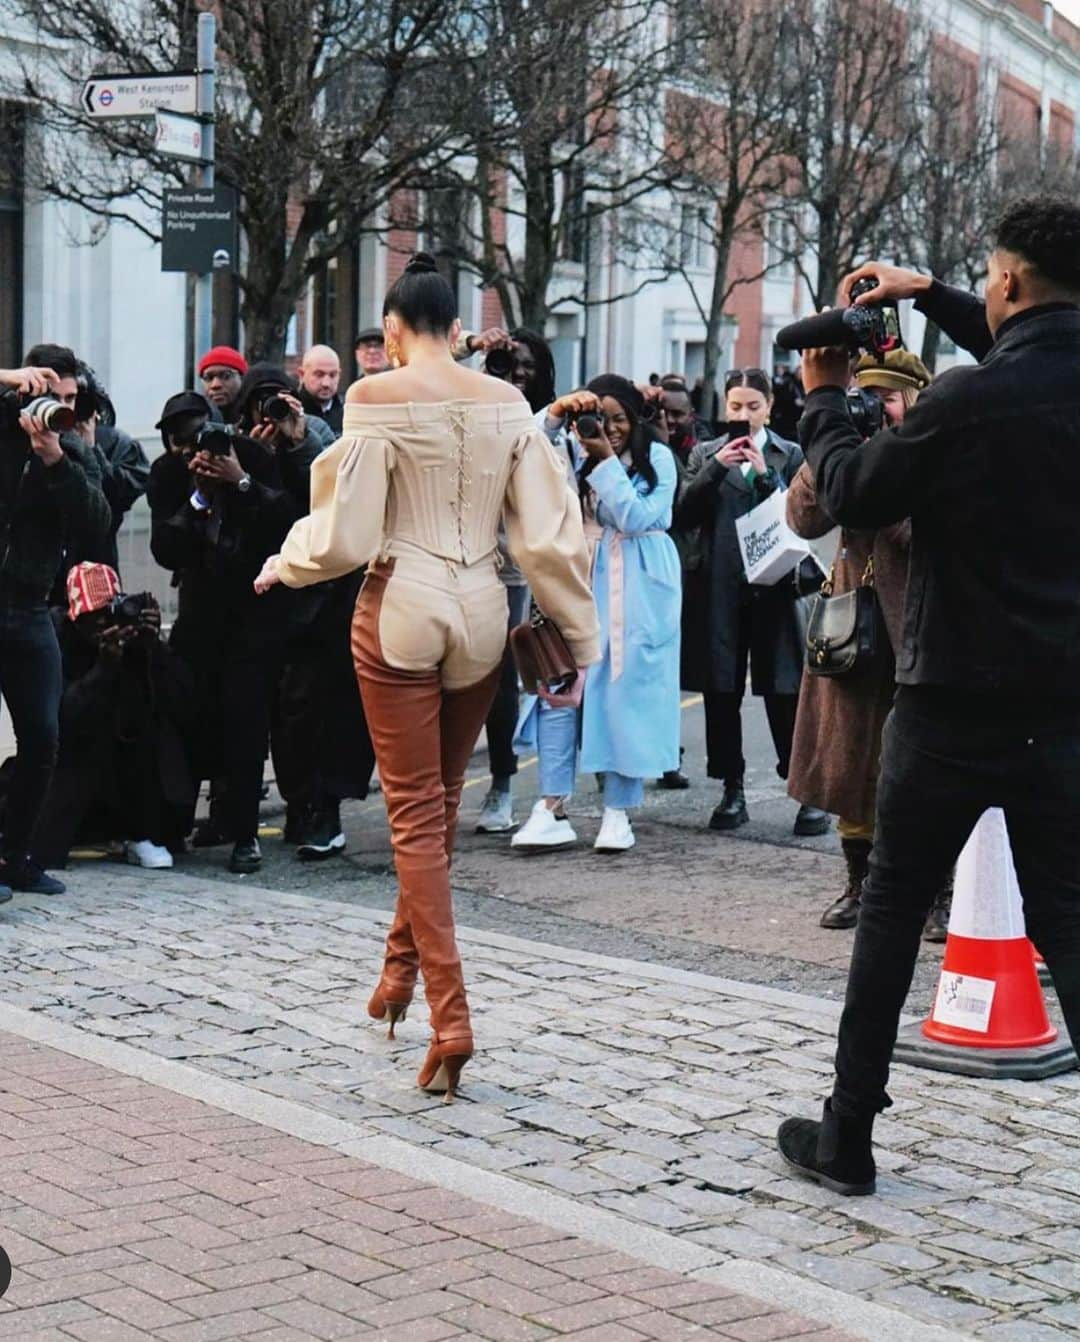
[
  {"left": 586, "top": 373, "right": 646, "bottom": 422},
  {"left": 66, "top": 561, "right": 120, "bottom": 621},
  {"left": 197, "top": 345, "right": 248, "bottom": 378},
  {"left": 855, "top": 349, "right": 931, "bottom": 393}
]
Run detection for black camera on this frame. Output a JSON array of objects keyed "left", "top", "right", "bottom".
[
  {"left": 261, "top": 394, "right": 292, "bottom": 423},
  {"left": 775, "top": 278, "right": 903, "bottom": 357},
  {"left": 197, "top": 422, "right": 238, "bottom": 457},
  {"left": 484, "top": 346, "right": 515, "bottom": 379},
  {"left": 846, "top": 387, "right": 885, "bottom": 438},
  {"left": 0, "top": 388, "right": 76, "bottom": 433},
  {"left": 107, "top": 592, "right": 154, "bottom": 628},
  {"left": 572, "top": 411, "right": 606, "bottom": 440}
]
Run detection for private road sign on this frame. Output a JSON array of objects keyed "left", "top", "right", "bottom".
[{"left": 81, "top": 72, "right": 198, "bottom": 118}]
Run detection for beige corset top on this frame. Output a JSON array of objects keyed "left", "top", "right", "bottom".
[{"left": 276, "top": 398, "right": 602, "bottom": 666}]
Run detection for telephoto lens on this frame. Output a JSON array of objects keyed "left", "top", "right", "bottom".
[{"left": 23, "top": 396, "right": 76, "bottom": 433}]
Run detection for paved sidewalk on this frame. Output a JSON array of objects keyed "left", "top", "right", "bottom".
[
  {"left": 0, "top": 1031, "right": 859, "bottom": 1342},
  {"left": 0, "top": 868, "right": 1077, "bottom": 1340}
]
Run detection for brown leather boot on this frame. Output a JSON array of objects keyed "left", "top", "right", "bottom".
[{"left": 821, "top": 838, "right": 871, "bottom": 929}]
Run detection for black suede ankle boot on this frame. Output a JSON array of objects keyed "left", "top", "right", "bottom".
[{"left": 776, "top": 1099, "right": 876, "bottom": 1196}]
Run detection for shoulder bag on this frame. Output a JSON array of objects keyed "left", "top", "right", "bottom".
[
  {"left": 510, "top": 601, "right": 577, "bottom": 694},
  {"left": 805, "top": 546, "right": 887, "bottom": 678}
]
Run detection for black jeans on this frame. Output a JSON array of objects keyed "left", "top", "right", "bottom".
[
  {"left": 484, "top": 584, "right": 528, "bottom": 782},
  {"left": 0, "top": 593, "right": 62, "bottom": 859},
  {"left": 833, "top": 686, "right": 1080, "bottom": 1118}
]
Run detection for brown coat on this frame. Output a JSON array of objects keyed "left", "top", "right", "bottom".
[{"left": 785, "top": 462, "right": 910, "bottom": 825}]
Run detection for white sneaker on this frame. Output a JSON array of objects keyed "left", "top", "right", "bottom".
[
  {"left": 476, "top": 789, "right": 516, "bottom": 833},
  {"left": 125, "top": 839, "right": 174, "bottom": 869},
  {"left": 511, "top": 799, "right": 577, "bottom": 850},
  {"left": 594, "top": 808, "right": 635, "bottom": 852}
]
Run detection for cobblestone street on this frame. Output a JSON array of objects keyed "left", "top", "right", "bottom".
[{"left": 0, "top": 866, "right": 1076, "bottom": 1340}]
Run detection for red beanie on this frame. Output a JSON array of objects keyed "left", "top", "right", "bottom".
[{"left": 197, "top": 345, "right": 248, "bottom": 377}]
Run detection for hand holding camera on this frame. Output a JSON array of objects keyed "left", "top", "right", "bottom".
[
  {"left": 17, "top": 411, "right": 64, "bottom": 468},
  {"left": 98, "top": 622, "right": 137, "bottom": 663},
  {"left": 839, "top": 261, "right": 932, "bottom": 309},
  {"left": 1, "top": 366, "right": 62, "bottom": 398},
  {"left": 249, "top": 390, "right": 306, "bottom": 445},
  {"left": 190, "top": 444, "right": 246, "bottom": 488}
]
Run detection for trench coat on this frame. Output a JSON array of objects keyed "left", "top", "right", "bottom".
[
  {"left": 785, "top": 461, "right": 910, "bottom": 824},
  {"left": 673, "top": 430, "right": 808, "bottom": 695}
]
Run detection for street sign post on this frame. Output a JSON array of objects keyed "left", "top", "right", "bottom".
[
  {"left": 81, "top": 72, "right": 197, "bottom": 119},
  {"left": 161, "top": 186, "right": 237, "bottom": 274},
  {"left": 154, "top": 111, "right": 207, "bottom": 163}
]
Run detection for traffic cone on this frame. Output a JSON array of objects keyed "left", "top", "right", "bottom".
[{"left": 893, "top": 808, "right": 1076, "bottom": 1079}]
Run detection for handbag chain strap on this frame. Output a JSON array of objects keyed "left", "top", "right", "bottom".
[{"left": 821, "top": 535, "right": 874, "bottom": 598}]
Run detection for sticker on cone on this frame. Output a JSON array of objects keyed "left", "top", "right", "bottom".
[{"left": 931, "top": 971, "right": 995, "bottom": 1033}]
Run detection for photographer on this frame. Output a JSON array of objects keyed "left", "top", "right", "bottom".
[
  {"left": 674, "top": 370, "right": 827, "bottom": 838},
  {"left": 197, "top": 346, "right": 248, "bottom": 424},
  {"left": 147, "top": 379, "right": 319, "bottom": 873},
  {"left": 0, "top": 350, "right": 111, "bottom": 897},
  {"left": 32, "top": 563, "right": 195, "bottom": 870},
  {"left": 778, "top": 195, "right": 1080, "bottom": 1196},
  {"left": 786, "top": 351, "right": 936, "bottom": 933},
  {"left": 298, "top": 345, "right": 344, "bottom": 436}
]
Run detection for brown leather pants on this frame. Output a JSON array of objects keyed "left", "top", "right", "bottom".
[{"left": 352, "top": 562, "right": 501, "bottom": 1052}]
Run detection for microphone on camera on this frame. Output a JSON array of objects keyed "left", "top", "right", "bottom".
[{"left": 775, "top": 308, "right": 855, "bottom": 352}]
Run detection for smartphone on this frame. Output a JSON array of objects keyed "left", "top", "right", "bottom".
[{"left": 723, "top": 419, "right": 751, "bottom": 444}]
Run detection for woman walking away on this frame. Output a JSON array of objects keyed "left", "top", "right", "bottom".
[
  {"left": 675, "top": 369, "right": 826, "bottom": 837},
  {"left": 513, "top": 375, "right": 681, "bottom": 853},
  {"left": 255, "top": 254, "right": 599, "bottom": 1100},
  {"left": 787, "top": 351, "right": 950, "bottom": 939}
]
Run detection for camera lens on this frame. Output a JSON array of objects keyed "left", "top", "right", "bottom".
[
  {"left": 575, "top": 412, "right": 601, "bottom": 439},
  {"left": 263, "top": 395, "right": 291, "bottom": 422},
  {"left": 24, "top": 396, "right": 76, "bottom": 433},
  {"left": 484, "top": 347, "right": 515, "bottom": 378},
  {"left": 197, "top": 424, "right": 233, "bottom": 456}
]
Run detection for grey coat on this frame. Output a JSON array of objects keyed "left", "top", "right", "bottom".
[{"left": 673, "top": 429, "right": 809, "bottom": 695}]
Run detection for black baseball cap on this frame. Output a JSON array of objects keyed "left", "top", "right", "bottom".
[
  {"left": 156, "top": 390, "right": 212, "bottom": 430},
  {"left": 355, "top": 327, "right": 384, "bottom": 346}
]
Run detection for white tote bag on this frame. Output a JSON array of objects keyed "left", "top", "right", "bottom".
[{"left": 735, "top": 488, "right": 810, "bottom": 586}]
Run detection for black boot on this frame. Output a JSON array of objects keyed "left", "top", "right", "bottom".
[
  {"left": 777, "top": 1099, "right": 876, "bottom": 1196},
  {"left": 659, "top": 748, "right": 690, "bottom": 790},
  {"left": 820, "top": 838, "right": 871, "bottom": 930},
  {"left": 229, "top": 837, "right": 262, "bottom": 874},
  {"left": 709, "top": 780, "right": 748, "bottom": 831},
  {"left": 922, "top": 869, "right": 954, "bottom": 943},
  {"left": 794, "top": 803, "right": 830, "bottom": 837}
]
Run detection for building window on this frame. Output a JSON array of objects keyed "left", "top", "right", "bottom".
[
  {"left": 560, "top": 167, "right": 588, "bottom": 264},
  {"left": 423, "top": 187, "right": 468, "bottom": 295},
  {"left": 679, "top": 203, "right": 711, "bottom": 271},
  {"left": 311, "top": 255, "right": 339, "bottom": 345},
  {"left": 0, "top": 102, "right": 25, "bottom": 367},
  {"left": 765, "top": 211, "right": 796, "bottom": 277}
]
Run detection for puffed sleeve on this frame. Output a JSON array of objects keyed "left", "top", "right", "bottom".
[
  {"left": 276, "top": 433, "right": 394, "bottom": 588},
  {"left": 504, "top": 428, "right": 601, "bottom": 666},
  {"left": 786, "top": 461, "right": 836, "bottom": 540}
]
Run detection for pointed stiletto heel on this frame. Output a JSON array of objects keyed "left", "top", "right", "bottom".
[
  {"left": 367, "top": 990, "right": 410, "bottom": 1039},
  {"left": 417, "top": 1041, "right": 472, "bottom": 1103}
]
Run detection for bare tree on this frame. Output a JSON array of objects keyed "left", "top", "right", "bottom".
[
  {"left": 10, "top": 0, "right": 475, "bottom": 360},
  {"left": 892, "top": 50, "right": 1001, "bottom": 368},
  {"left": 653, "top": 0, "right": 804, "bottom": 399},
  {"left": 783, "top": 0, "right": 926, "bottom": 309},
  {"left": 417, "top": 0, "right": 679, "bottom": 333}
]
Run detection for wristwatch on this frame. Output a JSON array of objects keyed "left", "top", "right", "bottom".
[{"left": 236, "top": 472, "right": 253, "bottom": 494}]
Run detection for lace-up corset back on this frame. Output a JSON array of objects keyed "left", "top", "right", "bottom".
[{"left": 377, "top": 400, "right": 528, "bottom": 566}]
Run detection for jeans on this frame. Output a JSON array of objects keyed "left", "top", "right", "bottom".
[
  {"left": 484, "top": 584, "right": 529, "bottom": 782},
  {"left": 536, "top": 701, "right": 644, "bottom": 809},
  {"left": 833, "top": 686, "right": 1080, "bottom": 1118},
  {"left": 0, "top": 594, "right": 62, "bottom": 859}
]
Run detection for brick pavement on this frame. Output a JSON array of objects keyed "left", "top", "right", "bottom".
[
  {"left": 0, "top": 868, "right": 1078, "bottom": 1339},
  {"left": 0, "top": 1031, "right": 854, "bottom": 1342}
]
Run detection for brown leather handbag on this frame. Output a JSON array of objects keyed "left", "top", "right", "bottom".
[{"left": 510, "top": 602, "right": 577, "bottom": 694}]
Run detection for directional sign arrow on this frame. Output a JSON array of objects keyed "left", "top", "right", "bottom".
[{"left": 82, "top": 82, "right": 96, "bottom": 115}]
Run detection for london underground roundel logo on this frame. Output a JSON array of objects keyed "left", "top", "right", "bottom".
[{"left": 100, "top": 89, "right": 114, "bottom": 107}]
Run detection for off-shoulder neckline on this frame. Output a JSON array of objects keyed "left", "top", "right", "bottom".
[{"left": 344, "top": 397, "right": 528, "bottom": 410}]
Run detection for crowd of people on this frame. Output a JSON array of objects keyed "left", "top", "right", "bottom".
[{"left": 0, "top": 267, "right": 940, "bottom": 929}]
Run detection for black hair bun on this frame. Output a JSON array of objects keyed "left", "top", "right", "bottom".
[{"left": 404, "top": 251, "right": 439, "bottom": 275}]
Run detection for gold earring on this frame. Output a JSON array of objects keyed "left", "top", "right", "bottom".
[{"left": 386, "top": 337, "right": 402, "bottom": 368}]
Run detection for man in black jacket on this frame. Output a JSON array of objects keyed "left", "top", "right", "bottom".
[
  {"left": 777, "top": 195, "right": 1080, "bottom": 1195},
  {"left": 0, "top": 350, "right": 111, "bottom": 897},
  {"left": 147, "top": 383, "right": 320, "bottom": 874}
]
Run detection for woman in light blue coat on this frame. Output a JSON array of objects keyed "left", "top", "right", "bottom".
[{"left": 513, "top": 375, "right": 681, "bottom": 853}]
